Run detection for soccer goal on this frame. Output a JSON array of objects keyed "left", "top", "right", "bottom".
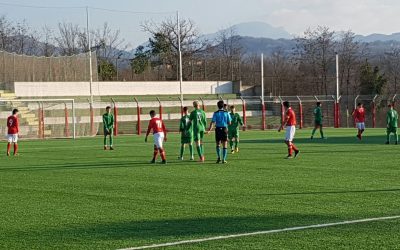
[{"left": 0, "top": 98, "right": 77, "bottom": 140}]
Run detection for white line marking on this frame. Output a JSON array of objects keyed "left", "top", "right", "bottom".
[{"left": 118, "top": 215, "right": 400, "bottom": 250}]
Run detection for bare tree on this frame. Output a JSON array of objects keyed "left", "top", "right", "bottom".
[
  {"left": 40, "top": 25, "right": 56, "bottom": 56},
  {"left": 0, "top": 15, "right": 13, "bottom": 51},
  {"left": 93, "top": 22, "right": 127, "bottom": 60},
  {"left": 383, "top": 47, "right": 400, "bottom": 93},
  {"left": 295, "top": 26, "right": 336, "bottom": 95},
  {"left": 55, "top": 22, "right": 84, "bottom": 56}
]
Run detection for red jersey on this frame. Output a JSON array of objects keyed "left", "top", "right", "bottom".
[
  {"left": 354, "top": 108, "right": 365, "bottom": 123},
  {"left": 7, "top": 115, "right": 19, "bottom": 134},
  {"left": 146, "top": 117, "right": 166, "bottom": 136},
  {"left": 286, "top": 108, "right": 297, "bottom": 126}
]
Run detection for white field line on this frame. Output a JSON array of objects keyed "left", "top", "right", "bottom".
[{"left": 118, "top": 215, "right": 400, "bottom": 250}]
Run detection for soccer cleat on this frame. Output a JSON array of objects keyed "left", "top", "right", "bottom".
[
  {"left": 286, "top": 155, "right": 294, "bottom": 159},
  {"left": 150, "top": 159, "right": 156, "bottom": 164},
  {"left": 190, "top": 156, "right": 194, "bottom": 161},
  {"left": 222, "top": 160, "right": 227, "bottom": 164},
  {"left": 198, "top": 156, "right": 205, "bottom": 162},
  {"left": 6, "top": 152, "right": 10, "bottom": 156},
  {"left": 231, "top": 150, "right": 235, "bottom": 154},
  {"left": 178, "top": 156, "right": 184, "bottom": 161},
  {"left": 294, "top": 150, "right": 300, "bottom": 158},
  {"left": 216, "top": 158, "right": 221, "bottom": 164},
  {"left": 110, "top": 147, "right": 114, "bottom": 150},
  {"left": 396, "top": 142, "right": 398, "bottom": 145},
  {"left": 235, "top": 148, "right": 239, "bottom": 153},
  {"left": 385, "top": 141, "right": 390, "bottom": 145},
  {"left": 104, "top": 146, "right": 107, "bottom": 150},
  {"left": 310, "top": 136, "right": 314, "bottom": 140},
  {"left": 161, "top": 160, "right": 167, "bottom": 164}
]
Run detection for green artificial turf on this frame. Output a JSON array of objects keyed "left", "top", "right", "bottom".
[{"left": 0, "top": 128, "right": 399, "bottom": 249}]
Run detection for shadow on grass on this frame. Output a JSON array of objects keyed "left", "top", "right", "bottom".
[
  {"left": 7, "top": 214, "right": 340, "bottom": 246},
  {"left": 259, "top": 188, "right": 400, "bottom": 196},
  {"left": 242, "top": 135, "right": 391, "bottom": 145}
]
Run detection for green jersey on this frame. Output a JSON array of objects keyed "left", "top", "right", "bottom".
[
  {"left": 387, "top": 109, "right": 398, "bottom": 128},
  {"left": 313, "top": 107, "right": 323, "bottom": 122},
  {"left": 102, "top": 113, "right": 114, "bottom": 130},
  {"left": 189, "top": 109, "right": 207, "bottom": 132},
  {"left": 180, "top": 115, "right": 193, "bottom": 138},
  {"left": 228, "top": 112, "right": 243, "bottom": 132}
]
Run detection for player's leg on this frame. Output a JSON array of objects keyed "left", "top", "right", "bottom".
[
  {"left": 103, "top": 129, "right": 108, "bottom": 150},
  {"left": 199, "top": 131, "right": 205, "bottom": 157},
  {"left": 395, "top": 128, "right": 398, "bottom": 144},
  {"left": 319, "top": 124, "right": 324, "bottom": 138},
  {"left": 6, "top": 135, "right": 12, "bottom": 156},
  {"left": 189, "top": 137, "right": 194, "bottom": 160},
  {"left": 386, "top": 128, "right": 391, "bottom": 144},
  {"left": 229, "top": 132, "right": 234, "bottom": 152},
  {"left": 234, "top": 131, "right": 240, "bottom": 152},
  {"left": 109, "top": 130, "right": 114, "bottom": 150},
  {"left": 194, "top": 131, "right": 202, "bottom": 159},
  {"left": 12, "top": 135, "right": 18, "bottom": 156},
  {"left": 215, "top": 129, "right": 221, "bottom": 163},
  {"left": 222, "top": 129, "right": 228, "bottom": 163},
  {"left": 311, "top": 124, "right": 317, "bottom": 139},
  {"left": 179, "top": 143, "right": 185, "bottom": 160},
  {"left": 157, "top": 133, "right": 167, "bottom": 164}
]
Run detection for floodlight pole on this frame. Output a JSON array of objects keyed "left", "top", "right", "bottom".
[
  {"left": 177, "top": 11, "right": 183, "bottom": 106},
  {"left": 86, "top": 6, "right": 94, "bottom": 105},
  {"left": 261, "top": 53, "right": 265, "bottom": 104}
]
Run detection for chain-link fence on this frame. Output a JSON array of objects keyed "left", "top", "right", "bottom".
[{"left": 0, "top": 50, "right": 98, "bottom": 83}]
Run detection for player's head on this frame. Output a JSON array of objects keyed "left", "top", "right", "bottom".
[
  {"left": 12, "top": 108, "right": 19, "bottom": 115},
  {"left": 193, "top": 101, "right": 200, "bottom": 109},
  {"left": 357, "top": 103, "right": 363, "bottom": 108},
  {"left": 388, "top": 103, "right": 393, "bottom": 109},
  {"left": 217, "top": 100, "right": 224, "bottom": 110},
  {"left": 149, "top": 110, "right": 156, "bottom": 118},
  {"left": 182, "top": 106, "right": 188, "bottom": 114},
  {"left": 230, "top": 105, "right": 235, "bottom": 112},
  {"left": 223, "top": 103, "right": 228, "bottom": 110},
  {"left": 283, "top": 101, "right": 290, "bottom": 108},
  {"left": 316, "top": 102, "right": 321, "bottom": 107},
  {"left": 106, "top": 106, "right": 111, "bottom": 113}
]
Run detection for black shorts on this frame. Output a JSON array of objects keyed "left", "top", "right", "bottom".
[
  {"left": 315, "top": 121, "right": 323, "bottom": 127},
  {"left": 215, "top": 127, "right": 228, "bottom": 142}
]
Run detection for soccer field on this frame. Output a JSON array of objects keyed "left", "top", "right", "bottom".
[{"left": 0, "top": 129, "right": 399, "bottom": 249}]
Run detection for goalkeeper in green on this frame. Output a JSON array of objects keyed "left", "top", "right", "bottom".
[
  {"left": 228, "top": 105, "right": 244, "bottom": 154},
  {"left": 311, "top": 102, "right": 325, "bottom": 139},
  {"left": 385, "top": 104, "right": 398, "bottom": 145},
  {"left": 179, "top": 107, "right": 194, "bottom": 160},
  {"left": 189, "top": 101, "right": 207, "bottom": 162},
  {"left": 103, "top": 106, "right": 114, "bottom": 150}
]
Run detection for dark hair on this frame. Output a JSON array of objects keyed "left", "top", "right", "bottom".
[
  {"left": 183, "top": 107, "right": 188, "bottom": 112},
  {"left": 217, "top": 100, "right": 224, "bottom": 109},
  {"left": 230, "top": 105, "right": 235, "bottom": 109},
  {"left": 283, "top": 101, "right": 290, "bottom": 108},
  {"left": 149, "top": 110, "right": 156, "bottom": 116},
  {"left": 106, "top": 106, "right": 111, "bottom": 110},
  {"left": 12, "top": 108, "right": 19, "bottom": 115},
  {"left": 316, "top": 102, "right": 321, "bottom": 106},
  {"left": 357, "top": 103, "right": 362, "bottom": 106}
]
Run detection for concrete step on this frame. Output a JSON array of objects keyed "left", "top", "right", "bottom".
[
  {"left": 20, "top": 113, "right": 36, "bottom": 119},
  {"left": 44, "top": 130, "right": 52, "bottom": 136}
]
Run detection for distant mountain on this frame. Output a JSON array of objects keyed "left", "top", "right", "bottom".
[
  {"left": 237, "top": 36, "right": 296, "bottom": 56},
  {"left": 356, "top": 33, "right": 400, "bottom": 43},
  {"left": 204, "top": 22, "right": 292, "bottom": 42}
]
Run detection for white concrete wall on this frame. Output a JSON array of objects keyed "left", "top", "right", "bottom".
[{"left": 13, "top": 81, "right": 233, "bottom": 97}]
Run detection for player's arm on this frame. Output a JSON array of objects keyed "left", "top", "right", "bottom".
[
  {"left": 145, "top": 122, "right": 152, "bottom": 142},
  {"left": 162, "top": 122, "right": 167, "bottom": 141},
  {"left": 102, "top": 115, "right": 109, "bottom": 132},
  {"left": 207, "top": 113, "right": 216, "bottom": 134},
  {"left": 110, "top": 115, "right": 114, "bottom": 129},
  {"left": 16, "top": 118, "right": 19, "bottom": 134},
  {"left": 238, "top": 114, "right": 243, "bottom": 126},
  {"left": 227, "top": 113, "right": 232, "bottom": 126},
  {"left": 278, "top": 114, "right": 289, "bottom": 132},
  {"left": 203, "top": 111, "right": 207, "bottom": 128}
]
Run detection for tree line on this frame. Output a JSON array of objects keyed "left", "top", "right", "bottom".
[{"left": 1, "top": 15, "right": 399, "bottom": 97}]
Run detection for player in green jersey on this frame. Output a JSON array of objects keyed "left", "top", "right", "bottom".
[
  {"left": 385, "top": 104, "right": 398, "bottom": 145},
  {"left": 228, "top": 105, "right": 244, "bottom": 154},
  {"left": 102, "top": 106, "right": 114, "bottom": 150},
  {"left": 179, "top": 107, "right": 194, "bottom": 160},
  {"left": 189, "top": 101, "right": 207, "bottom": 162},
  {"left": 311, "top": 102, "right": 325, "bottom": 139}
]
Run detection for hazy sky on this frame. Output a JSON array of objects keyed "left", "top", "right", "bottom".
[{"left": 1, "top": 0, "right": 399, "bottom": 48}]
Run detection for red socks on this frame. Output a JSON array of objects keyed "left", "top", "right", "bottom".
[
  {"left": 287, "top": 143, "right": 298, "bottom": 156},
  {"left": 159, "top": 149, "right": 166, "bottom": 161}
]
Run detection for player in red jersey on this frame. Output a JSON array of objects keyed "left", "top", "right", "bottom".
[
  {"left": 278, "top": 101, "right": 300, "bottom": 159},
  {"left": 6, "top": 109, "right": 19, "bottom": 156},
  {"left": 145, "top": 110, "right": 167, "bottom": 164},
  {"left": 352, "top": 103, "right": 366, "bottom": 140}
]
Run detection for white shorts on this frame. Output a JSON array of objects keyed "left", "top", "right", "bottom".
[
  {"left": 356, "top": 122, "right": 365, "bottom": 130},
  {"left": 285, "top": 126, "right": 296, "bottom": 142},
  {"left": 7, "top": 134, "right": 18, "bottom": 143},
  {"left": 153, "top": 132, "right": 165, "bottom": 149}
]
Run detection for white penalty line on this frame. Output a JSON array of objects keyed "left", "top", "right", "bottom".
[{"left": 118, "top": 215, "right": 400, "bottom": 250}]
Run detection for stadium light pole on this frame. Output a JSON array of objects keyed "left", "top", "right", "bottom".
[
  {"left": 261, "top": 53, "right": 264, "bottom": 103},
  {"left": 86, "top": 6, "right": 94, "bottom": 105},
  {"left": 177, "top": 11, "right": 183, "bottom": 105}
]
